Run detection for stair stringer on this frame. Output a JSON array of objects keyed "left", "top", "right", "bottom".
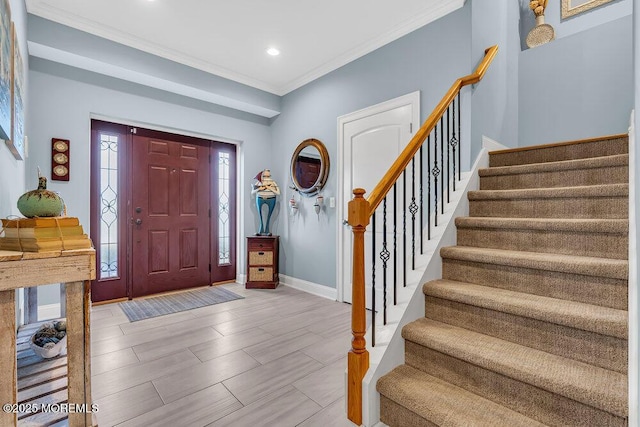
[
  {"left": 628, "top": 110, "right": 638, "bottom": 427},
  {"left": 358, "top": 137, "right": 508, "bottom": 427}
]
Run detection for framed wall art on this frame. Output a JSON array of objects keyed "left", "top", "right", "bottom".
[
  {"left": 10, "top": 24, "right": 25, "bottom": 160},
  {"left": 0, "top": 0, "right": 11, "bottom": 142},
  {"left": 561, "top": 0, "right": 615, "bottom": 19},
  {"left": 51, "top": 138, "right": 70, "bottom": 181}
]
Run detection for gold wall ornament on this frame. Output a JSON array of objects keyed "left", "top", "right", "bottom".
[{"left": 526, "top": 0, "right": 555, "bottom": 48}]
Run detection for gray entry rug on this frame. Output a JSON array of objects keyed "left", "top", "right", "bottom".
[{"left": 119, "top": 286, "right": 243, "bottom": 322}]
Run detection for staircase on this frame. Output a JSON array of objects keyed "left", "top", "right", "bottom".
[{"left": 376, "top": 134, "right": 629, "bottom": 426}]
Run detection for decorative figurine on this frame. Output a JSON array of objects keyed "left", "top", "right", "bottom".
[
  {"left": 252, "top": 169, "right": 280, "bottom": 235},
  {"left": 17, "top": 168, "right": 65, "bottom": 218}
]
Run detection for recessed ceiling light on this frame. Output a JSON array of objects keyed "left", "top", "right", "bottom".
[{"left": 266, "top": 47, "right": 280, "bottom": 56}]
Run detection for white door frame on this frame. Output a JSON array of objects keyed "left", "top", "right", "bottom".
[{"left": 336, "top": 91, "right": 420, "bottom": 303}]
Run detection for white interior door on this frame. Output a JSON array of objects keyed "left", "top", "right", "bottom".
[{"left": 338, "top": 92, "right": 419, "bottom": 305}]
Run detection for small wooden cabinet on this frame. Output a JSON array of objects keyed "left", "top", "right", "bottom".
[{"left": 246, "top": 236, "right": 279, "bottom": 289}]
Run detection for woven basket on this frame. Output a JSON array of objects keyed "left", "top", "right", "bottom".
[
  {"left": 249, "top": 267, "right": 273, "bottom": 282},
  {"left": 249, "top": 251, "right": 273, "bottom": 266}
]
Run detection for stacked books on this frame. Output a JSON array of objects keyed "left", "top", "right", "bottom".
[{"left": 0, "top": 217, "right": 92, "bottom": 252}]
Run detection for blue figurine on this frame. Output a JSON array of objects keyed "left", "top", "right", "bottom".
[{"left": 252, "top": 169, "right": 280, "bottom": 235}]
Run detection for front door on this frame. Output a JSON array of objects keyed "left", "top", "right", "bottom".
[
  {"left": 338, "top": 92, "right": 419, "bottom": 305},
  {"left": 131, "top": 133, "right": 211, "bottom": 297},
  {"left": 90, "top": 120, "right": 237, "bottom": 302}
]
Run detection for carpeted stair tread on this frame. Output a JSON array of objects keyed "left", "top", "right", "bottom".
[
  {"left": 479, "top": 153, "right": 628, "bottom": 177},
  {"left": 423, "top": 279, "right": 627, "bottom": 338},
  {"left": 455, "top": 217, "right": 628, "bottom": 233},
  {"left": 402, "top": 318, "right": 628, "bottom": 416},
  {"left": 468, "top": 183, "right": 628, "bottom": 200},
  {"left": 377, "top": 364, "right": 547, "bottom": 427},
  {"left": 440, "top": 246, "right": 628, "bottom": 280},
  {"left": 488, "top": 134, "right": 628, "bottom": 167},
  {"left": 455, "top": 217, "right": 628, "bottom": 259},
  {"left": 380, "top": 135, "right": 629, "bottom": 425}
]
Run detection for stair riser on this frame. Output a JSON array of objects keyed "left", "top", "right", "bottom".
[
  {"left": 405, "top": 342, "right": 626, "bottom": 426},
  {"left": 424, "top": 297, "right": 627, "bottom": 373},
  {"left": 469, "top": 196, "right": 627, "bottom": 219},
  {"left": 489, "top": 137, "right": 629, "bottom": 167},
  {"left": 480, "top": 165, "right": 628, "bottom": 190},
  {"left": 456, "top": 228, "right": 627, "bottom": 260},
  {"left": 442, "top": 258, "right": 627, "bottom": 310},
  {"left": 380, "top": 397, "right": 438, "bottom": 427}
]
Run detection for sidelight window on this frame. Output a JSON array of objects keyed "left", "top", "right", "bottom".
[
  {"left": 218, "top": 152, "right": 231, "bottom": 265},
  {"left": 99, "top": 133, "right": 119, "bottom": 278}
]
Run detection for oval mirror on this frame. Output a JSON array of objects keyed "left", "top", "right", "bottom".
[{"left": 290, "top": 138, "right": 330, "bottom": 196}]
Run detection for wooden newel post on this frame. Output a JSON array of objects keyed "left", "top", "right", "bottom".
[{"left": 347, "top": 188, "right": 370, "bottom": 425}]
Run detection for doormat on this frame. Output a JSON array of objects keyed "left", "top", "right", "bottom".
[{"left": 119, "top": 287, "right": 243, "bottom": 322}]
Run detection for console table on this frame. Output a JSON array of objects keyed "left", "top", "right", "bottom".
[{"left": 0, "top": 248, "right": 96, "bottom": 427}]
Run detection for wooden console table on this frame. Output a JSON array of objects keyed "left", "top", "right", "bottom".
[{"left": 0, "top": 248, "right": 96, "bottom": 427}]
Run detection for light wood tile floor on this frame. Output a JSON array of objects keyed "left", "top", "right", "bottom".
[{"left": 90, "top": 284, "right": 356, "bottom": 427}]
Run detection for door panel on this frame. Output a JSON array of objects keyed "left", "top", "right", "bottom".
[
  {"left": 340, "top": 93, "right": 419, "bottom": 305},
  {"left": 131, "top": 135, "right": 210, "bottom": 297}
]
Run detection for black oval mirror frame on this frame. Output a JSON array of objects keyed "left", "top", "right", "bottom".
[{"left": 290, "top": 138, "right": 330, "bottom": 197}]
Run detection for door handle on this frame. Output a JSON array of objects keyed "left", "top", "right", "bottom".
[
  {"left": 135, "top": 218, "right": 142, "bottom": 225},
  {"left": 343, "top": 219, "right": 351, "bottom": 227}
]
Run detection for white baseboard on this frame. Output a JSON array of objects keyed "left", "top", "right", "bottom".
[
  {"left": 237, "top": 274, "right": 247, "bottom": 285},
  {"left": 280, "top": 274, "right": 337, "bottom": 301}
]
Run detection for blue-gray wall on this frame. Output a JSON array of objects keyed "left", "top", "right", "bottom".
[
  {"left": 270, "top": 5, "right": 472, "bottom": 288},
  {"left": 23, "top": 0, "right": 636, "bottom": 298},
  {"left": 27, "top": 60, "right": 273, "bottom": 282},
  {"left": 3, "top": 0, "right": 28, "bottom": 324},
  {"left": 519, "top": 0, "right": 632, "bottom": 50},
  {"left": 518, "top": 15, "right": 633, "bottom": 147},
  {"left": 470, "top": 0, "right": 520, "bottom": 159}
]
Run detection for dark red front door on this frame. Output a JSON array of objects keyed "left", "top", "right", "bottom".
[
  {"left": 131, "top": 134, "right": 211, "bottom": 297},
  {"left": 90, "top": 120, "right": 237, "bottom": 302}
]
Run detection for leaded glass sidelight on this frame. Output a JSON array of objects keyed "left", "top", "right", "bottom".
[
  {"left": 100, "top": 133, "right": 119, "bottom": 278},
  {"left": 218, "top": 152, "right": 231, "bottom": 265}
]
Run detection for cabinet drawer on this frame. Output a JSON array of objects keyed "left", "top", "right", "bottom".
[
  {"left": 248, "top": 240, "right": 274, "bottom": 251},
  {"left": 249, "top": 250, "right": 273, "bottom": 266},
  {"left": 249, "top": 267, "right": 273, "bottom": 282}
]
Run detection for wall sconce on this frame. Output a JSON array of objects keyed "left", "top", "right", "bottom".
[
  {"left": 314, "top": 195, "right": 324, "bottom": 219},
  {"left": 289, "top": 196, "right": 299, "bottom": 216}
]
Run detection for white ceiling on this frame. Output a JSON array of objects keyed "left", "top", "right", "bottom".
[{"left": 26, "top": 0, "right": 462, "bottom": 96}]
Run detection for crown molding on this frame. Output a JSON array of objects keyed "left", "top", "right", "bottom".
[
  {"left": 278, "top": 0, "right": 465, "bottom": 95},
  {"left": 26, "top": 1, "right": 281, "bottom": 94},
  {"left": 27, "top": 0, "right": 463, "bottom": 96},
  {"left": 28, "top": 41, "right": 281, "bottom": 118}
]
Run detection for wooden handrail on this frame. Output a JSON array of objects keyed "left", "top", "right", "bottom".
[
  {"left": 366, "top": 45, "right": 498, "bottom": 215},
  {"left": 346, "top": 45, "right": 498, "bottom": 425}
]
